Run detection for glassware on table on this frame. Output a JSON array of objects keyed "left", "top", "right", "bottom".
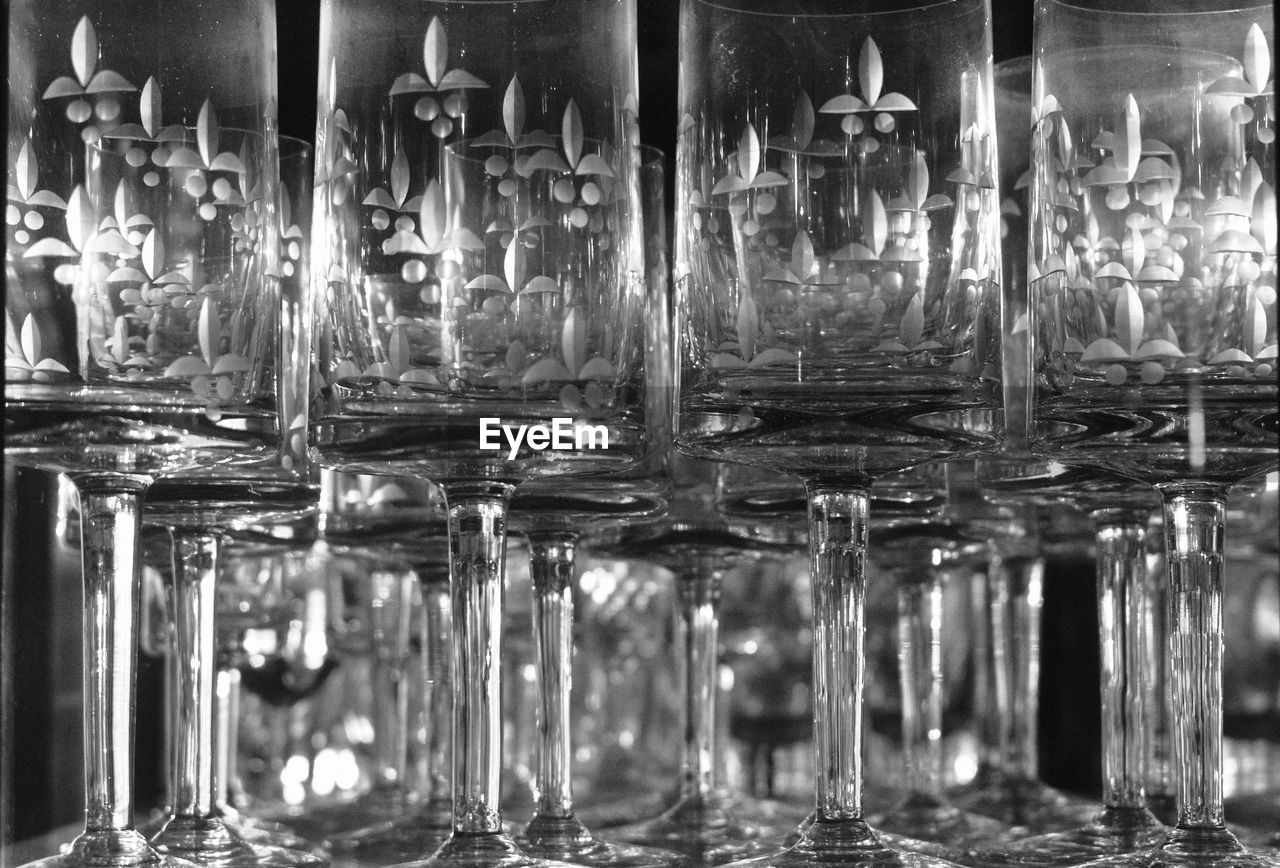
[
  {"left": 7, "top": 0, "right": 287, "bottom": 865},
  {"left": 311, "top": 0, "right": 646, "bottom": 865},
  {"left": 675, "top": 0, "right": 1002, "bottom": 864},
  {"left": 503, "top": 146, "right": 682, "bottom": 868},
  {"left": 596, "top": 461, "right": 806, "bottom": 866},
  {"left": 1026, "top": 1, "right": 1277, "bottom": 865},
  {"left": 952, "top": 57, "right": 1099, "bottom": 838},
  {"left": 317, "top": 472, "right": 458, "bottom": 864}
]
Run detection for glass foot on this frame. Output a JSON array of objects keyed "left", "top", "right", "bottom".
[
  {"left": 380, "top": 830, "right": 581, "bottom": 868},
  {"left": 576, "top": 793, "right": 671, "bottom": 831},
  {"left": 151, "top": 817, "right": 326, "bottom": 867},
  {"left": 967, "top": 807, "right": 1168, "bottom": 866},
  {"left": 517, "top": 814, "right": 686, "bottom": 868},
  {"left": 326, "top": 800, "right": 453, "bottom": 867},
  {"left": 723, "top": 818, "right": 965, "bottom": 868},
  {"left": 868, "top": 794, "right": 1014, "bottom": 848},
  {"left": 268, "top": 788, "right": 414, "bottom": 844},
  {"left": 1077, "top": 827, "right": 1280, "bottom": 868},
  {"left": 17, "top": 829, "right": 204, "bottom": 868},
  {"left": 948, "top": 774, "right": 1098, "bottom": 834},
  {"left": 611, "top": 796, "right": 787, "bottom": 865}
]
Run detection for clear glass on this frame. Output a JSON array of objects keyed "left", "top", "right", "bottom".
[
  {"left": 1027, "top": 2, "right": 1278, "bottom": 866},
  {"left": 310, "top": 2, "right": 645, "bottom": 866},
  {"left": 674, "top": 1, "right": 1001, "bottom": 866},
  {"left": 7, "top": 2, "right": 286, "bottom": 866}
]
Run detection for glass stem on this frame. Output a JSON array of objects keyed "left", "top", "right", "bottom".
[
  {"left": 970, "top": 567, "right": 1001, "bottom": 780},
  {"left": 1160, "top": 490, "right": 1227, "bottom": 832},
  {"left": 674, "top": 565, "right": 722, "bottom": 806},
  {"left": 897, "top": 559, "right": 947, "bottom": 800},
  {"left": 987, "top": 543, "right": 1044, "bottom": 782},
  {"left": 67, "top": 473, "right": 158, "bottom": 865},
  {"left": 418, "top": 567, "right": 454, "bottom": 820},
  {"left": 806, "top": 486, "right": 870, "bottom": 823},
  {"left": 1143, "top": 528, "right": 1177, "bottom": 824},
  {"left": 527, "top": 531, "right": 582, "bottom": 822},
  {"left": 1091, "top": 509, "right": 1152, "bottom": 812},
  {"left": 443, "top": 482, "right": 514, "bottom": 837},
  {"left": 367, "top": 567, "right": 415, "bottom": 797}
]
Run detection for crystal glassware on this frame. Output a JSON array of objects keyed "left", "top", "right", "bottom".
[
  {"left": 310, "top": 1, "right": 646, "bottom": 866},
  {"left": 1025, "top": 1, "right": 1277, "bottom": 866},
  {"left": 675, "top": 0, "right": 1002, "bottom": 865},
  {"left": 7, "top": 1, "right": 288, "bottom": 866}
]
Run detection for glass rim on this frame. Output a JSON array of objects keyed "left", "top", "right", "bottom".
[
  {"left": 1038, "top": 0, "right": 1272, "bottom": 18},
  {"left": 690, "top": 0, "right": 977, "bottom": 20}
]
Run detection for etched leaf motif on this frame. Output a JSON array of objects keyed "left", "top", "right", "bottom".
[
  {"left": 859, "top": 37, "right": 884, "bottom": 106},
  {"left": 1244, "top": 23, "right": 1270, "bottom": 91},
  {"left": 900, "top": 293, "right": 924, "bottom": 348},
  {"left": 562, "top": 99, "right": 583, "bottom": 168},
  {"left": 737, "top": 293, "right": 759, "bottom": 361},
  {"left": 1115, "top": 282, "right": 1143, "bottom": 354},
  {"left": 1252, "top": 181, "right": 1277, "bottom": 252},
  {"left": 792, "top": 231, "right": 815, "bottom": 281},
  {"left": 21, "top": 315, "right": 41, "bottom": 365},
  {"left": 66, "top": 185, "right": 93, "bottom": 251},
  {"left": 1118, "top": 94, "right": 1140, "bottom": 181},
  {"left": 1124, "top": 225, "right": 1145, "bottom": 276},
  {"left": 142, "top": 231, "right": 164, "bottom": 279},
  {"left": 424, "top": 17, "right": 447, "bottom": 88},
  {"left": 562, "top": 307, "right": 586, "bottom": 374},
  {"left": 419, "top": 179, "right": 445, "bottom": 249},
  {"left": 504, "top": 237, "right": 525, "bottom": 293},
  {"left": 1246, "top": 291, "right": 1267, "bottom": 356},
  {"left": 197, "top": 100, "right": 219, "bottom": 168},
  {"left": 908, "top": 151, "right": 928, "bottom": 209},
  {"left": 111, "top": 316, "right": 128, "bottom": 364},
  {"left": 16, "top": 141, "right": 38, "bottom": 201},
  {"left": 389, "top": 323, "right": 411, "bottom": 375},
  {"left": 198, "top": 297, "right": 218, "bottom": 366},
  {"left": 792, "top": 90, "right": 815, "bottom": 151},
  {"left": 114, "top": 181, "right": 130, "bottom": 233},
  {"left": 1057, "top": 116, "right": 1074, "bottom": 167},
  {"left": 71, "top": 17, "right": 97, "bottom": 87},
  {"left": 737, "top": 124, "right": 760, "bottom": 184},
  {"left": 390, "top": 149, "right": 410, "bottom": 208},
  {"left": 141, "top": 77, "right": 161, "bottom": 138},
  {"left": 503, "top": 76, "right": 525, "bottom": 144},
  {"left": 864, "top": 190, "right": 887, "bottom": 255}
]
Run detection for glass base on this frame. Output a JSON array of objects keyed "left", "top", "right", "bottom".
[
  {"left": 611, "top": 795, "right": 787, "bottom": 865},
  {"left": 968, "top": 806, "right": 1168, "bottom": 866},
  {"left": 17, "top": 829, "right": 204, "bottom": 868},
  {"left": 380, "top": 830, "right": 581, "bottom": 868},
  {"left": 1077, "top": 827, "right": 1280, "bottom": 868},
  {"left": 151, "top": 817, "right": 326, "bottom": 867},
  {"left": 326, "top": 800, "right": 453, "bottom": 867},
  {"left": 867, "top": 794, "right": 1014, "bottom": 848},
  {"left": 576, "top": 794, "right": 672, "bottom": 831},
  {"left": 948, "top": 772, "right": 1098, "bottom": 834},
  {"left": 723, "top": 817, "right": 965, "bottom": 868},
  {"left": 138, "top": 809, "right": 314, "bottom": 853},
  {"left": 267, "top": 787, "right": 414, "bottom": 844},
  {"left": 516, "top": 814, "right": 686, "bottom": 868}
]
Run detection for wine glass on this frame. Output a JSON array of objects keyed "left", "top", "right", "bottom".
[
  {"left": 675, "top": 1, "right": 1002, "bottom": 865},
  {"left": 310, "top": 5, "right": 647, "bottom": 864},
  {"left": 316, "top": 471, "right": 457, "bottom": 864},
  {"left": 1025, "top": 1, "right": 1277, "bottom": 866},
  {"left": 7, "top": 1, "right": 287, "bottom": 866},
  {"left": 595, "top": 461, "right": 806, "bottom": 866},
  {"left": 499, "top": 146, "right": 683, "bottom": 868},
  {"left": 953, "top": 57, "right": 1100, "bottom": 837}
]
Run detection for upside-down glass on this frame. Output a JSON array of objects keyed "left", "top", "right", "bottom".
[
  {"left": 675, "top": 0, "right": 1001, "bottom": 866},
  {"left": 310, "top": 3, "right": 644, "bottom": 866},
  {"left": 1026, "top": 1, "right": 1277, "bottom": 866},
  {"left": 7, "top": 1, "right": 284, "bottom": 866}
]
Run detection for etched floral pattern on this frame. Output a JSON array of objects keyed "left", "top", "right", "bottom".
[{"left": 1029, "top": 24, "right": 1277, "bottom": 390}]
